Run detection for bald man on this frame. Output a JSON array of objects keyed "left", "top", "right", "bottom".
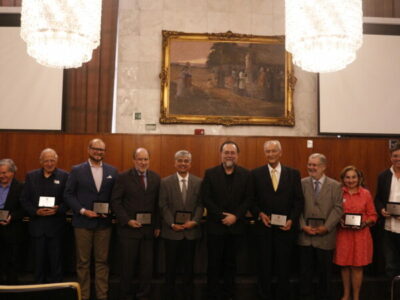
[
  {"left": 111, "top": 148, "right": 161, "bottom": 300},
  {"left": 64, "top": 139, "right": 118, "bottom": 300},
  {"left": 21, "top": 148, "right": 69, "bottom": 283}
]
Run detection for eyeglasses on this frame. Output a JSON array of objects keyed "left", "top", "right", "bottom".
[{"left": 89, "top": 147, "right": 106, "bottom": 152}]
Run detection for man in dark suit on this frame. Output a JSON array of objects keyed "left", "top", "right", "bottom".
[
  {"left": 250, "top": 140, "right": 304, "bottom": 300},
  {"left": 0, "top": 158, "right": 24, "bottom": 284},
  {"left": 298, "top": 153, "right": 342, "bottom": 300},
  {"left": 64, "top": 139, "right": 118, "bottom": 300},
  {"left": 111, "top": 147, "right": 161, "bottom": 300},
  {"left": 375, "top": 143, "right": 400, "bottom": 277},
  {"left": 202, "top": 141, "right": 250, "bottom": 300},
  {"left": 159, "top": 150, "right": 203, "bottom": 300},
  {"left": 20, "top": 148, "right": 69, "bottom": 283}
]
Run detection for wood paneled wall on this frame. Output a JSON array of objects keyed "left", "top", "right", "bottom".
[{"left": 0, "top": 132, "right": 393, "bottom": 196}]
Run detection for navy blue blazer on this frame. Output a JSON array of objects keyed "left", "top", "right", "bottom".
[
  {"left": 64, "top": 161, "right": 118, "bottom": 229},
  {"left": 20, "top": 168, "right": 69, "bottom": 237}
]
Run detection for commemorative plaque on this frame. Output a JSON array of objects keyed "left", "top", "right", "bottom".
[
  {"left": 270, "top": 214, "right": 287, "bottom": 226},
  {"left": 93, "top": 202, "right": 110, "bottom": 214},
  {"left": 306, "top": 218, "right": 325, "bottom": 228},
  {"left": 0, "top": 210, "right": 9, "bottom": 222},
  {"left": 387, "top": 202, "right": 400, "bottom": 216},
  {"left": 174, "top": 211, "right": 192, "bottom": 224},
  {"left": 344, "top": 213, "right": 362, "bottom": 227},
  {"left": 38, "top": 196, "right": 55, "bottom": 208},
  {"left": 136, "top": 212, "right": 152, "bottom": 225}
]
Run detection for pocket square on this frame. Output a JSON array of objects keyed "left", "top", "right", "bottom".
[{"left": 106, "top": 175, "right": 113, "bottom": 179}]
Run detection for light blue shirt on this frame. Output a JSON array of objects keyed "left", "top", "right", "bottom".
[{"left": 0, "top": 184, "right": 10, "bottom": 209}]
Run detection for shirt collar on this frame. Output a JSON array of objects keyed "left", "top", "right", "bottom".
[
  {"left": 268, "top": 163, "right": 281, "bottom": 174},
  {"left": 177, "top": 172, "right": 189, "bottom": 181},
  {"left": 313, "top": 174, "right": 326, "bottom": 185},
  {"left": 136, "top": 169, "right": 147, "bottom": 176},
  {"left": 0, "top": 182, "right": 11, "bottom": 190},
  {"left": 88, "top": 159, "right": 103, "bottom": 167}
]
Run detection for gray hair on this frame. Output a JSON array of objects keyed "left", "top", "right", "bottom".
[
  {"left": 263, "top": 140, "right": 282, "bottom": 151},
  {"left": 133, "top": 147, "right": 150, "bottom": 159},
  {"left": 39, "top": 148, "right": 58, "bottom": 161},
  {"left": 174, "top": 150, "right": 192, "bottom": 161},
  {"left": 0, "top": 158, "right": 17, "bottom": 173},
  {"left": 309, "top": 153, "right": 327, "bottom": 165}
]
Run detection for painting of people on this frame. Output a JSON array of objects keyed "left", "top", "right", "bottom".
[{"left": 160, "top": 31, "right": 295, "bottom": 126}]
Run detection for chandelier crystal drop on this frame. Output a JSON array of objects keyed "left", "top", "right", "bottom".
[
  {"left": 285, "top": 0, "right": 363, "bottom": 73},
  {"left": 20, "top": 0, "right": 102, "bottom": 69}
]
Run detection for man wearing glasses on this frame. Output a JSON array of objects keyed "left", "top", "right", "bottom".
[{"left": 64, "top": 138, "right": 118, "bottom": 300}]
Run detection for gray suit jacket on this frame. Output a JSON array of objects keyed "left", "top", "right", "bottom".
[
  {"left": 298, "top": 176, "right": 343, "bottom": 250},
  {"left": 159, "top": 173, "right": 203, "bottom": 240}
]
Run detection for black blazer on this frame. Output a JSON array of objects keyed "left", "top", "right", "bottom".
[
  {"left": 20, "top": 168, "right": 69, "bottom": 237},
  {"left": 250, "top": 164, "right": 304, "bottom": 233},
  {"left": 375, "top": 168, "right": 392, "bottom": 216},
  {"left": 111, "top": 168, "right": 161, "bottom": 239},
  {"left": 201, "top": 164, "right": 250, "bottom": 235},
  {"left": 0, "top": 178, "right": 24, "bottom": 243}
]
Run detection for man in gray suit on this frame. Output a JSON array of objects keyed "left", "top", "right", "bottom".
[
  {"left": 298, "top": 153, "right": 343, "bottom": 300},
  {"left": 159, "top": 150, "right": 203, "bottom": 300}
]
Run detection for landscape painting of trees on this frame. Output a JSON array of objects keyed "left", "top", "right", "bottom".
[{"left": 160, "top": 31, "right": 296, "bottom": 126}]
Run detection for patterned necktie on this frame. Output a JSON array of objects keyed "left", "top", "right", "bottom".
[
  {"left": 139, "top": 173, "right": 146, "bottom": 190},
  {"left": 271, "top": 169, "right": 278, "bottom": 191},
  {"left": 181, "top": 178, "right": 187, "bottom": 204},
  {"left": 314, "top": 180, "right": 320, "bottom": 196}
]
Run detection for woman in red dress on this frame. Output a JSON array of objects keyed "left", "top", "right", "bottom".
[{"left": 333, "top": 166, "right": 378, "bottom": 300}]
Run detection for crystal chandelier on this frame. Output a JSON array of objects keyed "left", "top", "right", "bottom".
[
  {"left": 20, "top": 0, "right": 102, "bottom": 69},
  {"left": 285, "top": 0, "right": 363, "bottom": 73}
]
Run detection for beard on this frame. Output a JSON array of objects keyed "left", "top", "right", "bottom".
[{"left": 223, "top": 160, "right": 235, "bottom": 169}]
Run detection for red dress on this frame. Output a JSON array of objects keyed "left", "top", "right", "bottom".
[{"left": 333, "top": 187, "right": 378, "bottom": 266}]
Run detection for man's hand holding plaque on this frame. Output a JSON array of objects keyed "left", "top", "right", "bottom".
[
  {"left": 175, "top": 211, "right": 192, "bottom": 225},
  {"left": 386, "top": 202, "right": 400, "bottom": 217},
  {"left": 136, "top": 212, "right": 152, "bottom": 225},
  {"left": 0, "top": 210, "right": 10, "bottom": 225},
  {"left": 93, "top": 202, "right": 110, "bottom": 217}
]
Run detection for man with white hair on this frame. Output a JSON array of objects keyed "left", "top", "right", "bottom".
[
  {"left": 0, "top": 158, "right": 24, "bottom": 284},
  {"left": 250, "top": 140, "right": 304, "bottom": 300},
  {"left": 20, "top": 148, "right": 69, "bottom": 283}
]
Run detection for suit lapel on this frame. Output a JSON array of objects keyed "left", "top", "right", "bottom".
[
  {"left": 4, "top": 179, "right": 16, "bottom": 210},
  {"left": 276, "top": 166, "right": 287, "bottom": 192},
  {"left": 131, "top": 169, "right": 144, "bottom": 191},
  {"left": 174, "top": 174, "right": 185, "bottom": 208},
  {"left": 84, "top": 162, "right": 98, "bottom": 193}
]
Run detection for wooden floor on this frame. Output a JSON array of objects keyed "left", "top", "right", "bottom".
[{"left": 17, "top": 273, "right": 392, "bottom": 300}]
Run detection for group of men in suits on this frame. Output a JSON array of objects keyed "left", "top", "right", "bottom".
[{"left": 1, "top": 139, "right": 400, "bottom": 300}]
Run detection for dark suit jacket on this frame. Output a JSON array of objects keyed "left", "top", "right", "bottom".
[
  {"left": 111, "top": 168, "right": 161, "bottom": 239},
  {"left": 0, "top": 178, "right": 24, "bottom": 243},
  {"left": 375, "top": 168, "right": 393, "bottom": 217},
  {"left": 20, "top": 168, "right": 69, "bottom": 237},
  {"left": 64, "top": 161, "right": 118, "bottom": 229},
  {"left": 159, "top": 173, "right": 203, "bottom": 240},
  {"left": 201, "top": 164, "right": 250, "bottom": 235},
  {"left": 250, "top": 164, "right": 304, "bottom": 233}
]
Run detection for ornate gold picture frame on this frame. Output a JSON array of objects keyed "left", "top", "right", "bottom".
[{"left": 160, "top": 30, "right": 296, "bottom": 126}]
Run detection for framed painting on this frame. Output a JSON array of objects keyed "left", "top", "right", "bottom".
[{"left": 160, "top": 30, "right": 296, "bottom": 126}]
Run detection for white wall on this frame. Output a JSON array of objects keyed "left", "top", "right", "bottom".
[{"left": 115, "top": 0, "right": 318, "bottom": 136}]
